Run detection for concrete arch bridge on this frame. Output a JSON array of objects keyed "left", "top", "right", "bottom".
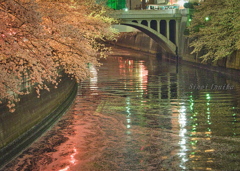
[{"left": 111, "top": 9, "right": 188, "bottom": 55}]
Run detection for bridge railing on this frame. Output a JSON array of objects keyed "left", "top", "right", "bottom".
[
  {"left": 113, "top": 9, "right": 188, "bottom": 15},
  {"left": 110, "top": 9, "right": 188, "bottom": 19}
]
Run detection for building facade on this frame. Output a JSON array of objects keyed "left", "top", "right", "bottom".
[
  {"left": 105, "top": 0, "right": 126, "bottom": 10},
  {"left": 105, "top": 0, "right": 202, "bottom": 10}
]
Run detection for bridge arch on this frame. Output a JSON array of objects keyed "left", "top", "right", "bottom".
[
  {"left": 110, "top": 9, "right": 188, "bottom": 55},
  {"left": 119, "top": 21, "right": 177, "bottom": 54}
]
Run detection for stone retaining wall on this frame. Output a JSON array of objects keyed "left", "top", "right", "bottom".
[
  {"left": 0, "top": 75, "right": 78, "bottom": 168},
  {"left": 116, "top": 32, "right": 166, "bottom": 55}
]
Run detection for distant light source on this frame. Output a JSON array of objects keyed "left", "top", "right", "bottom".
[
  {"left": 177, "top": 0, "right": 186, "bottom": 7},
  {"left": 205, "top": 16, "right": 210, "bottom": 21},
  {"left": 123, "top": 8, "right": 128, "bottom": 11}
]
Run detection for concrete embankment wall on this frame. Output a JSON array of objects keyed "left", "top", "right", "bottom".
[
  {"left": 115, "top": 32, "right": 240, "bottom": 71},
  {"left": 0, "top": 74, "right": 77, "bottom": 168},
  {"left": 116, "top": 32, "right": 166, "bottom": 55}
]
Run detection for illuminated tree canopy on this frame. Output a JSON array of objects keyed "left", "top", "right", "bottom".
[
  {"left": 0, "top": 0, "right": 118, "bottom": 112},
  {"left": 188, "top": 0, "right": 240, "bottom": 62}
]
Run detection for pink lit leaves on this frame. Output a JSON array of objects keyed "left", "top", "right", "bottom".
[{"left": 0, "top": 0, "right": 118, "bottom": 112}]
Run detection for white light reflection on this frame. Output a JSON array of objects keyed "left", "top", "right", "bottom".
[
  {"left": 126, "top": 97, "right": 131, "bottom": 116},
  {"left": 125, "top": 97, "right": 132, "bottom": 134},
  {"left": 89, "top": 64, "right": 98, "bottom": 95},
  {"left": 70, "top": 147, "right": 77, "bottom": 164},
  {"left": 59, "top": 166, "right": 70, "bottom": 171},
  {"left": 178, "top": 104, "right": 188, "bottom": 170},
  {"left": 58, "top": 147, "right": 77, "bottom": 171}
]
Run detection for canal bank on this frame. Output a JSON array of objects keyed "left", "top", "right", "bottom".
[{"left": 0, "top": 74, "right": 78, "bottom": 169}]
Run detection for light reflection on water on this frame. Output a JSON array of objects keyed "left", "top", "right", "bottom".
[
  {"left": 3, "top": 48, "right": 240, "bottom": 171},
  {"left": 178, "top": 104, "right": 188, "bottom": 170},
  {"left": 83, "top": 49, "right": 240, "bottom": 170}
]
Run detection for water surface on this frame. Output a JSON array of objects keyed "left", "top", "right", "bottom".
[{"left": 2, "top": 47, "right": 240, "bottom": 171}]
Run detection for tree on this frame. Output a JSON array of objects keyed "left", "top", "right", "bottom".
[
  {"left": 184, "top": 2, "right": 199, "bottom": 9},
  {"left": 188, "top": 0, "right": 240, "bottom": 62},
  {"left": 0, "top": 0, "right": 118, "bottom": 112}
]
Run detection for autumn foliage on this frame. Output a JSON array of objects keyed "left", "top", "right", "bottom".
[{"left": 0, "top": 0, "right": 117, "bottom": 112}]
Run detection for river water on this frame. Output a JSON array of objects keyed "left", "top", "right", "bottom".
[{"left": 2, "top": 47, "right": 240, "bottom": 171}]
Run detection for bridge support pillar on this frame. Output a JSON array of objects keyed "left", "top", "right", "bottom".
[
  {"left": 157, "top": 20, "right": 160, "bottom": 33},
  {"left": 166, "top": 20, "right": 170, "bottom": 40},
  {"left": 175, "top": 20, "right": 180, "bottom": 48},
  {"left": 147, "top": 20, "right": 150, "bottom": 27}
]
